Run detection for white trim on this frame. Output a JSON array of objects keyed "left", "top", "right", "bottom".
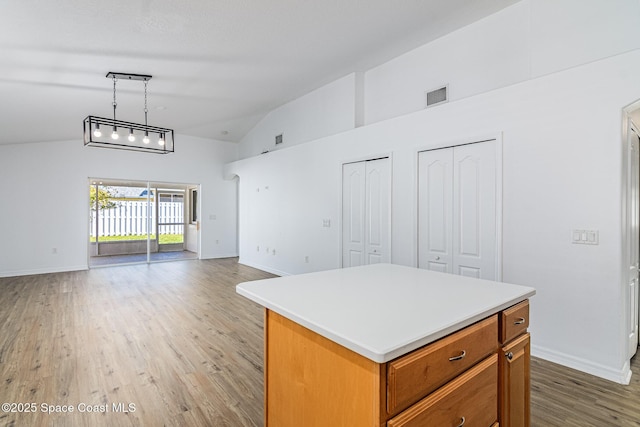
[
  {"left": 340, "top": 151, "right": 393, "bottom": 166},
  {"left": 621, "top": 104, "right": 640, "bottom": 367},
  {"left": 0, "top": 265, "right": 88, "bottom": 278},
  {"left": 201, "top": 253, "right": 240, "bottom": 260},
  {"left": 532, "top": 344, "right": 632, "bottom": 385},
  {"left": 238, "top": 259, "right": 290, "bottom": 277}
]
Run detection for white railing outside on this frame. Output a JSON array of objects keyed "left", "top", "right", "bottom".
[{"left": 90, "top": 201, "right": 184, "bottom": 238}]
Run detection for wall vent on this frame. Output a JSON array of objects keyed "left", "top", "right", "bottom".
[
  {"left": 425, "top": 85, "right": 448, "bottom": 108},
  {"left": 275, "top": 133, "right": 283, "bottom": 145}
]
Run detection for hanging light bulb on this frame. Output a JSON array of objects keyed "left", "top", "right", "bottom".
[
  {"left": 143, "top": 131, "right": 150, "bottom": 144},
  {"left": 93, "top": 123, "right": 102, "bottom": 137},
  {"left": 128, "top": 128, "right": 135, "bottom": 142},
  {"left": 111, "top": 125, "right": 119, "bottom": 140},
  {"left": 158, "top": 133, "right": 165, "bottom": 146}
]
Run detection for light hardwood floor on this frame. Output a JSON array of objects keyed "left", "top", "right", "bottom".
[{"left": 0, "top": 258, "right": 638, "bottom": 426}]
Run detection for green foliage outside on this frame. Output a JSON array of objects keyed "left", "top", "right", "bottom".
[
  {"left": 90, "top": 186, "right": 117, "bottom": 211},
  {"left": 90, "top": 234, "right": 184, "bottom": 244}
]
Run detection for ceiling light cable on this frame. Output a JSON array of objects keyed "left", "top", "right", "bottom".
[
  {"left": 143, "top": 80, "right": 150, "bottom": 144},
  {"left": 111, "top": 76, "right": 119, "bottom": 140}
]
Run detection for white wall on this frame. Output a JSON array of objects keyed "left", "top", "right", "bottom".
[
  {"left": 238, "top": 1, "right": 640, "bottom": 160},
  {"left": 364, "top": 1, "right": 531, "bottom": 124},
  {"left": 227, "top": 49, "right": 640, "bottom": 382},
  {"left": 0, "top": 135, "right": 239, "bottom": 277},
  {"left": 364, "top": 0, "right": 640, "bottom": 125},
  {"left": 239, "top": 73, "right": 361, "bottom": 158},
  {"left": 530, "top": 0, "right": 640, "bottom": 77}
]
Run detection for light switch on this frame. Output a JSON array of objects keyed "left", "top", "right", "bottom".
[
  {"left": 572, "top": 229, "right": 599, "bottom": 245},
  {"left": 572, "top": 230, "right": 581, "bottom": 242}
]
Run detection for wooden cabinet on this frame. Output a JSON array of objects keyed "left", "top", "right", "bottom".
[
  {"left": 500, "top": 299, "right": 529, "bottom": 343},
  {"left": 264, "top": 301, "right": 530, "bottom": 427},
  {"left": 387, "top": 315, "right": 498, "bottom": 414},
  {"left": 499, "top": 299, "right": 530, "bottom": 427},
  {"left": 387, "top": 354, "right": 498, "bottom": 427},
  {"left": 500, "top": 333, "right": 531, "bottom": 427}
]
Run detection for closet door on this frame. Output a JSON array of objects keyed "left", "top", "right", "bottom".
[
  {"left": 343, "top": 162, "right": 366, "bottom": 267},
  {"left": 453, "top": 142, "right": 497, "bottom": 279},
  {"left": 417, "top": 149, "right": 453, "bottom": 273},
  {"left": 418, "top": 141, "right": 499, "bottom": 280},
  {"left": 365, "top": 158, "right": 391, "bottom": 264},
  {"left": 342, "top": 158, "right": 391, "bottom": 267}
]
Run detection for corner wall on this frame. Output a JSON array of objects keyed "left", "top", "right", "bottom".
[
  {"left": 239, "top": 73, "right": 361, "bottom": 158},
  {"left": 0, "top": 135, "right": 238, "bottom": 277}
]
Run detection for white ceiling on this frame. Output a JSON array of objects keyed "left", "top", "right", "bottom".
[{"left": 0, "top": 0, "right": 519, "bottom": 145}]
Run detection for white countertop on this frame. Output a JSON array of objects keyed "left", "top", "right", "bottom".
[{"left": 236, "top": 263, "right": 536, "bottom": 363}]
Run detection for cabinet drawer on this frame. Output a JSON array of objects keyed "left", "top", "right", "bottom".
[
  {"left": 387, "top": 353, "right": 498, "bottom": 427},
  {"left": 387, "top": 315, "right": 498, "bottom": 414},
  {"left": 500, "top": 300, "right": 529, "bottom": 344}
]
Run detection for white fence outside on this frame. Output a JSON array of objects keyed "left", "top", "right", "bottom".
[{"left": 90, "top": 200, "right": 184, "bottom": 238}]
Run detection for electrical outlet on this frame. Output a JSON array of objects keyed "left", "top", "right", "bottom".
[
  {"left": 323, "top": 219, "right": 331, "bottom": 228},
  {"left": 305, "top": 256, "right": 309, "bottom": 263}
]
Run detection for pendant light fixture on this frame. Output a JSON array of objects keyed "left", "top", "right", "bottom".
[{"left": 83, "top": 72, "right": 174, "bottom": 154}]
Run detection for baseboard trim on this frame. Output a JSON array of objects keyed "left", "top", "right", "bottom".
[
  {"left": 532, "top": 344, "right": 632, "bottom": 385},
  {"left": 0, "top": 264, "right": 88, "bottom": 278},
  {"left": 201, "top": 253, "right": 240, "bottom": 260},
  {"left": 238, "top": 259, "right": 290, "bottom": 277}
]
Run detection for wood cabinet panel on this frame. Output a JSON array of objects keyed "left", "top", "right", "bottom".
[
  {"left": 500, "top": 300, "right": 529, "bottom": 344},
  {"left": 265, "top": 310, "right": 385, "bottom": 427},
  {"left": 387, "top": 354, "right": 498, "bottom": 427},
  {"left": 499, "top": 333, "right": 530, "bottom": 427},
  {"left": 387, "top": 315, "right": 498, "bottom": 414}
]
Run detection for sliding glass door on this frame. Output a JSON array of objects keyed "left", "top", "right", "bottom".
[{"left": 89, "top": 179, "right": 198, "bottom": 267}]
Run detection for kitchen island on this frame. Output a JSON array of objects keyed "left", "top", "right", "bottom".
[{"left": 237, "top": 263, "right": 535, "bottom": 427}]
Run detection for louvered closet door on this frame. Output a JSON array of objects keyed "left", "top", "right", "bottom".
[
  {"left": 342, "top": 158, "right": 390, "bottom": 268},
  {"left": 418, "top": 141, "right": 498, "bottom": 280}
]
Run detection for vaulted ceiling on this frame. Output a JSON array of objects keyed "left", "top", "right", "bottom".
[{"left": 0, "top": 0, "right": 519, "bottom": 145}]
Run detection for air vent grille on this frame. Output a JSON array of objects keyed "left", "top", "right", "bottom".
[{"left": 426, "top": 86, "right": 448, "bottom": 107}]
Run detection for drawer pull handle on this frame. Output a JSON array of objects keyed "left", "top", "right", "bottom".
[
  {"left": 506, "top": 351, "right": 514, "bottom": 360},
  {"left": 456, "top": 416, "right": 466, "bottom": 427},
  {"left": 514, "top": 317, "right": 526, "bottom": 325},
  {"left": 448, "top": 350, "right": 466, "bottom": 361}
]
